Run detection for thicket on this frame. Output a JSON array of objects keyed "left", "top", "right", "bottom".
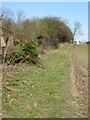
[
  {"left": 2, "top": 8, "right": 73, "bottom": 49},
  {"left": 13, "top": 17, "right": 73, "bottom": 49},
  {"left": 36, "top": 17, "right": 72, "bottom": 49}
]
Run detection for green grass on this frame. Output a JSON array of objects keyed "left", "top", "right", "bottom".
[{"left": 3, "top": 44, "right": 78, "bottom": 118}]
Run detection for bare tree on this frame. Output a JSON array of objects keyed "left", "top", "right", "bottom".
[
  {"left": 1, "top": 7, "right": 14, "bottom": 21},
  {"left": 72, "top": 21, "right": 82, "bottom": 43},
  {"left": 16, "top": 10, "right": 25, "bottom": 24},
  {"left": 1, "top": 8, "right": 15, "bottom": 29}
]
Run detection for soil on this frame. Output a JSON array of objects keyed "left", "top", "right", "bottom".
[{"left": 71, "top": 45, "right": 88, "bottom": 118}]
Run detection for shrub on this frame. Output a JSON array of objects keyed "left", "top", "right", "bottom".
[
  {"left": 13, "top": 39, "right": 20, "bottom": 46},
  {"left": 6, "top": 40, "right": 39, "bottom": 64}
]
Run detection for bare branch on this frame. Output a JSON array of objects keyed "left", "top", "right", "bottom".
[{"left": 16, "top": 10, "right": 25, "bottom": 24}]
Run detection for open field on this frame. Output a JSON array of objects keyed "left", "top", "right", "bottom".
[{"left": 2, "top": 44, "right": 88, "bottom": 118}]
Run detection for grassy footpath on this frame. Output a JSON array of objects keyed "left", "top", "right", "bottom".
[{"left": 3, "top": 45, "right": 78, "bottom": 118}]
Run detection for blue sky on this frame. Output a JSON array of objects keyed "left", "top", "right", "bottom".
[{"left": 2, "top": 2, "right": 88, "bottom": 42}]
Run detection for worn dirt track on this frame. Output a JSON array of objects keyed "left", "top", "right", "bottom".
[{"left": 71, "top": 45, "right": 88, "bottom": 117}]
